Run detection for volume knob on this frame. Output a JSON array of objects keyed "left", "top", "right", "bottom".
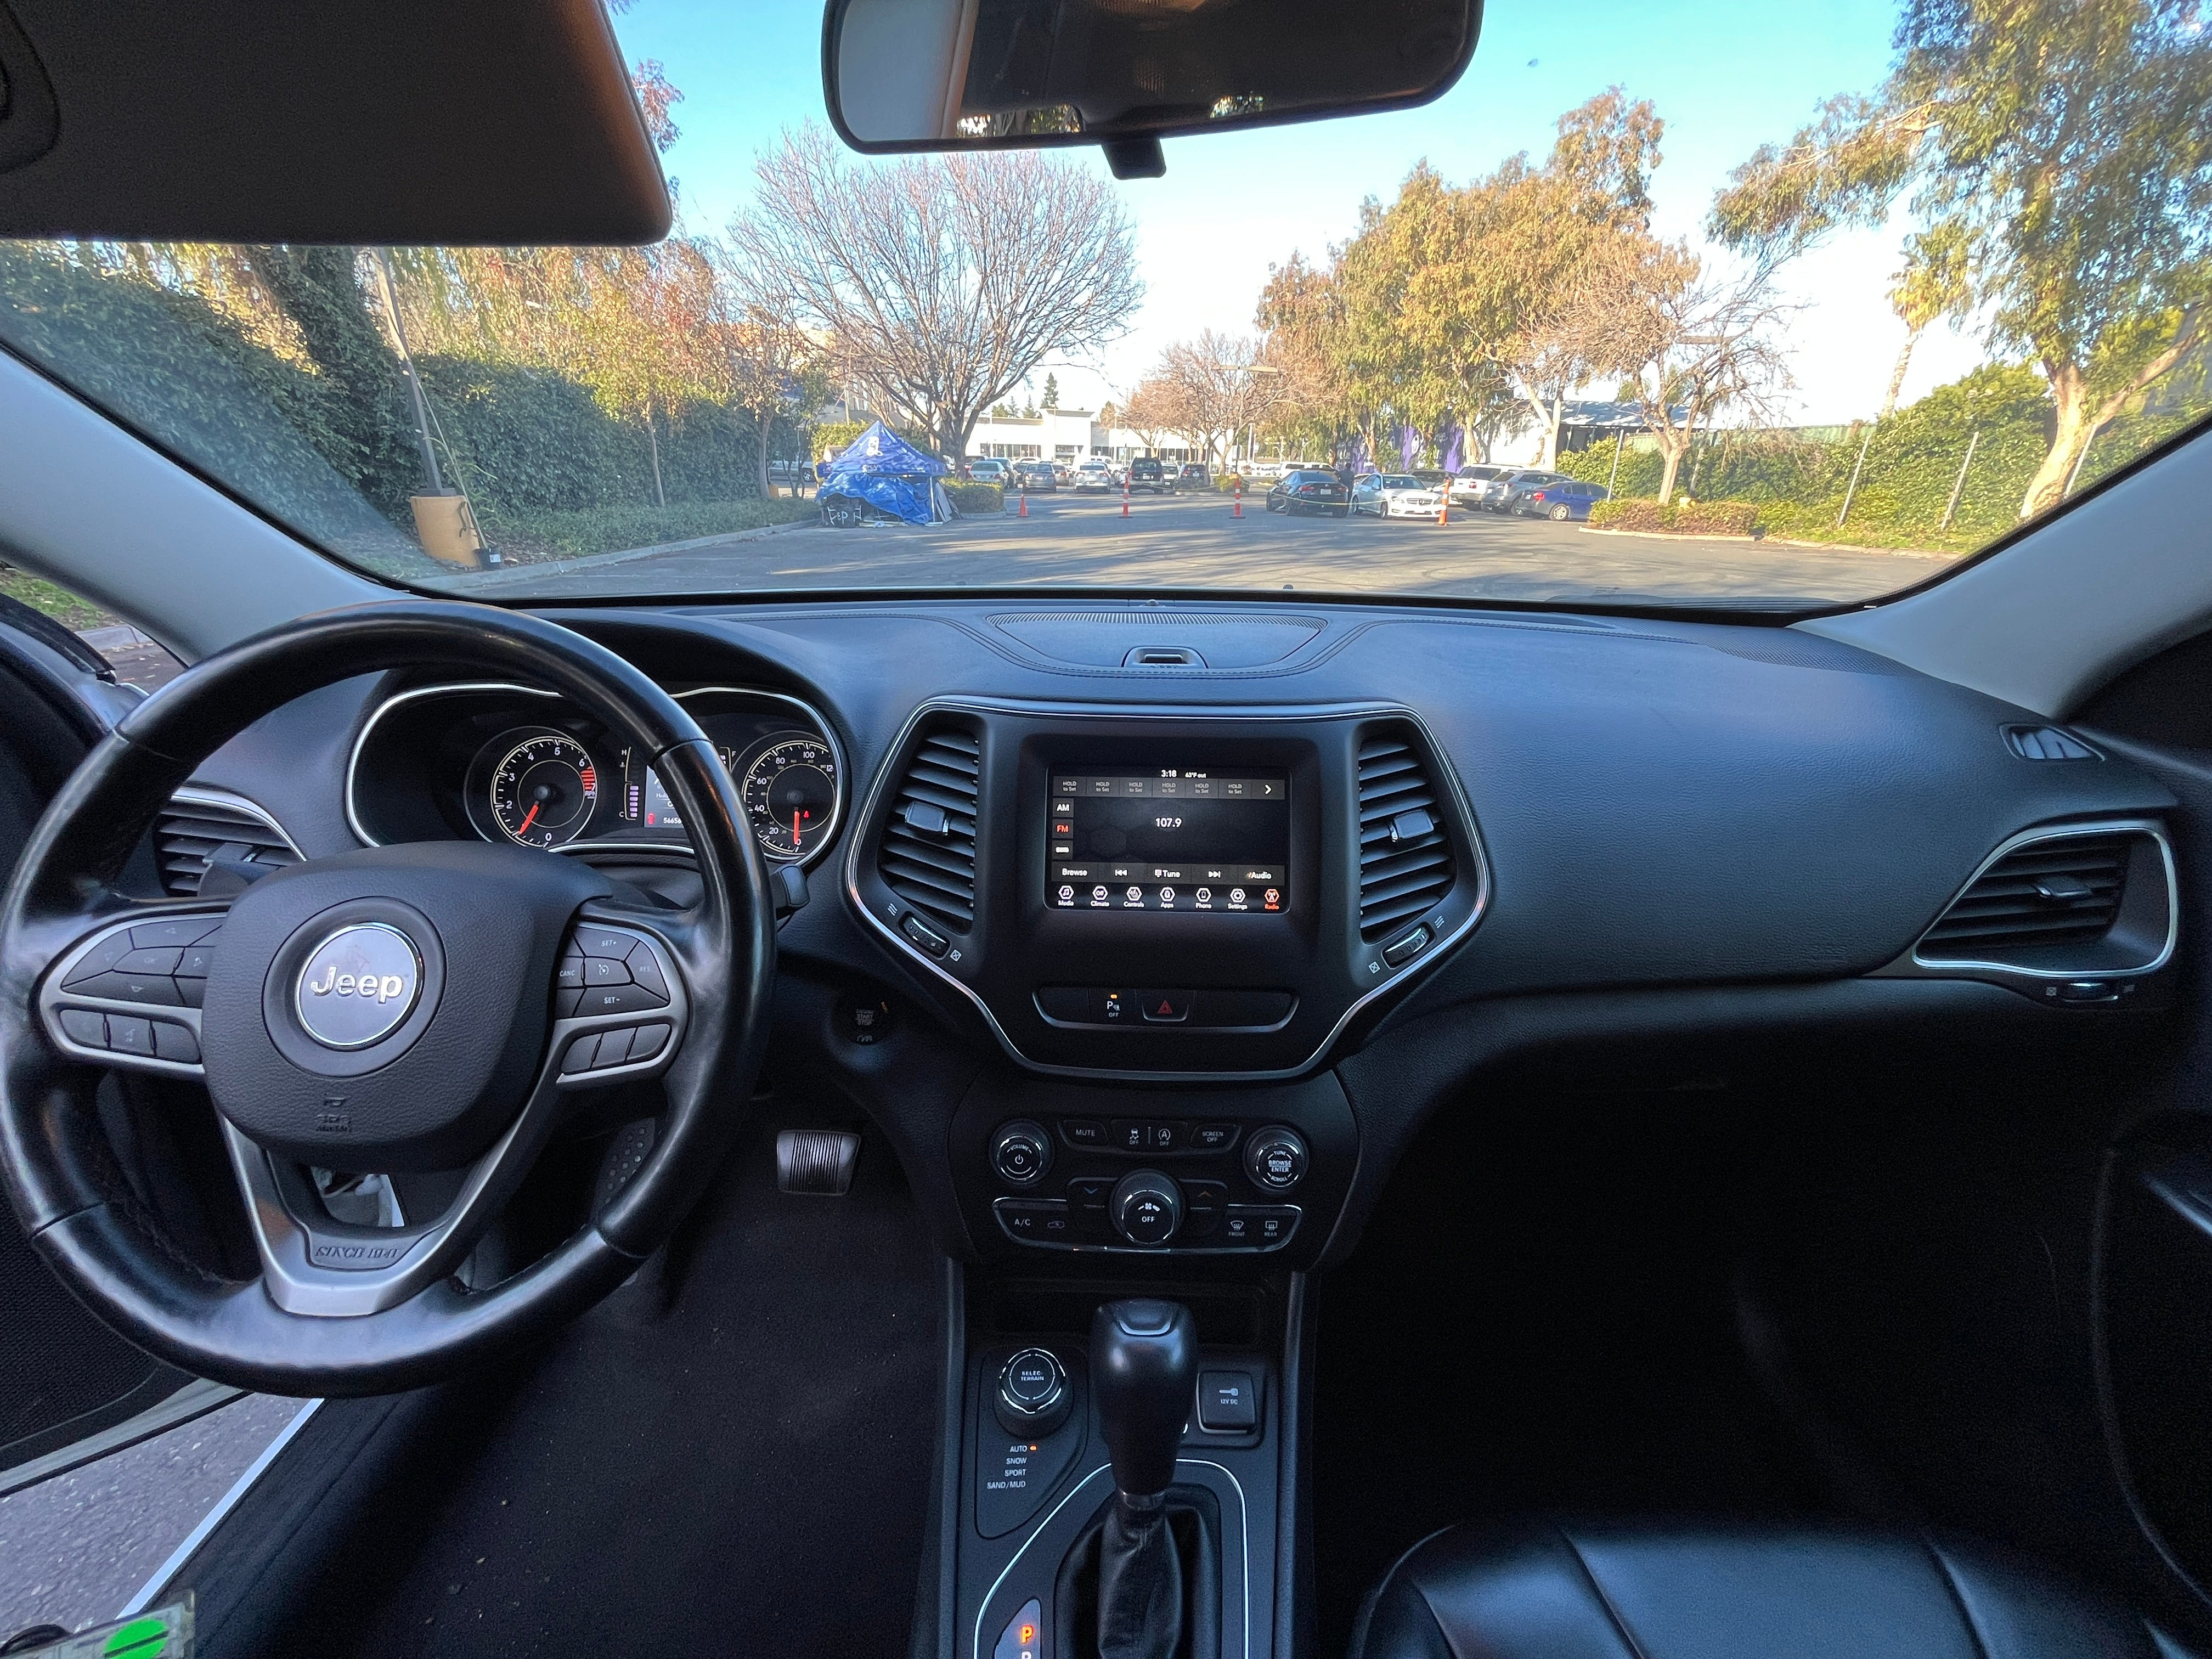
[{"left": 1110, "top": 1170, "right": 1182, "bottom": 1246}]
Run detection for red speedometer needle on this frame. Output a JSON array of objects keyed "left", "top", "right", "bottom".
[{"left": 517, "top": 803, "right": 540, "bottom": 835}]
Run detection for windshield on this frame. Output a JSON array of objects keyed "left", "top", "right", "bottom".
[{"left": 2, "top": 0, "right": 2208, "bottom": 613}]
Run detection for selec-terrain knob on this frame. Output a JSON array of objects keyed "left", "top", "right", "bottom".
[
  {"left": 1244, "top": 1125, "right": 1308, "bottom": 1191},
  {"left": 1111, "top": 1170, "right": 1183, "bottom": 1246},
  {"left": 991, "top": 1120, "right": 1052, "bottom": 1187},
  {"left": 995, "top": 1347, "right": 1072, "bottom": 1436}
]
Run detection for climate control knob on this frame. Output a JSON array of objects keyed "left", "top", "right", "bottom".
[
  {"left": 1244, "top": 1125, "right": 1308, "bottom": 1191},
  {"left": 1110, "top": 1170, "right": 1183, "bottom": 1246},
  {"left": 991, "top": 1120, "right": 1052, "bottom": 1187}
]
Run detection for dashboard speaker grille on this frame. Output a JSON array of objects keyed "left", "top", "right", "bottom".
[
  {"left": 1921, "top": 832, "right": 2132, "bottom": 955},
  {"left": 1357, "top": 733, "right": 1454, "bottom": 939},
  {"left": 879, "top": 725, "right": 981, "bottom": 932},
  {"left": 152, "top": 793, "right": 302, "bottom": 897}
]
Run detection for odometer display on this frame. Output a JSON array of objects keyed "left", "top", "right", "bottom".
[
  {"left": 489, "top": 733, "right": 599, "bottom": 848},
  {"left": 741, "top": 736, "right": 838, "bottom": 862}
]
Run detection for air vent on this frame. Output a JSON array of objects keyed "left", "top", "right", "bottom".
[
  {"left": 1356, "top": 733, "right": 1454, "bottom": 940},
  {"left": 1920, "top": 832, "right": 2134, "bottom": 957},
  {"left": 2005, "top": 725, "right": 2101, "bottom": 761},
  {"left": 152, "top": 791, "right": 302, "bottom": 897},
  {"left": 878, "top": 724, "right": 981, "bottom": 933}
]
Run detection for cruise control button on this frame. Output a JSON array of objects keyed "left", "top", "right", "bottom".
[
  {"left": 57, "top": 1008, "right": 106, "bottom": 1048},
  {"left": 578, "top": 982, "right": 665, "bottom": 1015},
  {"left": 627, "top": 949, "right": 670, "bottom": 1001},
  {"left": 152, "top": 1020, "right": 201, "bottom": 1063},
  {"left": 584, "top": 955, "right": 631, "bottom": 986},
  {"left": 105, "top": 1015, "right": 156, "bottom": 1058},
  {"left": 74, "top": 971, "right": 183, "bottom": 1006},
  {"left": 575, "top": 928, "right": 636, "bottom": 960},
  {"left": 555, "top": 956, "right": 587, "bottom": 989},
  {"left": 554, "top": 988, "right": 584, "bottom": 1018}
]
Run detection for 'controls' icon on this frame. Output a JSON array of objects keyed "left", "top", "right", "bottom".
[{"left": 1125, "top": 886, "right": 1143, "bottom": 904}]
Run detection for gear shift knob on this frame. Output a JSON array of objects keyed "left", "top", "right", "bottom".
[{"left": 1090, "top": 1298, "right": 1197, "bottom": 1502}]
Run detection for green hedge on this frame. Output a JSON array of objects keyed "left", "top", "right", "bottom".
[
  {"left": 481, "top": 499, "right": 816, "bottom": 563},
  {"left": 1589, "top": 498, "right": 1761, "bottom": 535},
  {"left": 944, "top": 481, "right": 1004, "bottom": 513}
]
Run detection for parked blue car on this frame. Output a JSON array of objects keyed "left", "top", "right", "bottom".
[{"left": 1508, "top": 479, "right": 1610, "bottom": 521}]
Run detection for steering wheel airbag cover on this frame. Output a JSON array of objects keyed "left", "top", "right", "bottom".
[{"left": 202, "top": 842, "right": 611, "bottom": 1169}]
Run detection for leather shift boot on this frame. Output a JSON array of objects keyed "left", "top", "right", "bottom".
[{"left": 1054, "top": 1485, "right": 1221, "bottom": 1659}]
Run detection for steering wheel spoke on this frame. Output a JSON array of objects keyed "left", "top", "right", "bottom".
[
  {"left": 37, "top": 905, "right": 231, "bottom": 1079},
  {"left": 552, "top": 915, "right": 690, "bottom": 1088}
]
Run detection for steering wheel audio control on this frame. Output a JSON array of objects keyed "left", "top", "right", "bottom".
[
  {"left": 991, "top": 1120, "right": 1052, "bottom": 1187},
  {"left": 1244, "top": 1125, "right": 1308, "bottom": 1191},
  {"left": 1110, "top": 1169, "right": 1183, "bottom": 1245},
  {"left": 994, "top": 1346, "right": 1073, "bottom": 1436}
]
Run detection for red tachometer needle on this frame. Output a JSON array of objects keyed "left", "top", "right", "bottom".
[
  {"left": 517, "top": 803, "right": 540, "bottom": 835},
  {"left": 793, "top": 809, "right": 802, "bottom": 845}
]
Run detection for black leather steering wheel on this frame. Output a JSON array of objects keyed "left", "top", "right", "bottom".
[{"left": 0, "top": 600, "right": 776, "bottom": 1395}]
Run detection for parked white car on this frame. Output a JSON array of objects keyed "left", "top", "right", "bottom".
[
  {"left": 1447, "top": 464, "right": 1511, "bottom": 506},
  {"left": 1073, "top": 458, "right": 1116, "bottom": 492},
  {"left": 1350, "top": 472, "right": 1446, "bottom": 519}
]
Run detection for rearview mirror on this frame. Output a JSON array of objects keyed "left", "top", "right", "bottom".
[{"left": 822, "top": 0, "right": 1478, "bottom": 172}]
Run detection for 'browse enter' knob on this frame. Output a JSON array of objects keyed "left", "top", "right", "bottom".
[{"left": 1110, "top": 1170, "right": 1182, "bottom": 1246}]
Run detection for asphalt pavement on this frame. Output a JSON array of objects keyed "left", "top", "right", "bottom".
[
  {"left": 0, "top": 1393, "right": 306, "bottom": 1637},
  {"left": 453, "top": 490, "right": 1955, "bottom": 606}
]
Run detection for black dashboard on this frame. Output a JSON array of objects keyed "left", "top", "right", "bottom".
[{"left": 172, "top": 596, "right": 2184, "bottom": 1274}]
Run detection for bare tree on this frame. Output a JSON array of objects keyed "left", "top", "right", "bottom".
[
  {"left": 709, "top": 239, "right": 826, "bottom": 498},
  {"left": 1507, "top": 232, "right": 1657, "bottom": 467},
  {"left": 730, "top": 126, "right": 1142, "bottom": 461},
  {"left": 1152, "top": 332, "right": 1288, "bottom": 466},
  {"left": 1585, "top": 243, "right": 1794, "bottom": 503},
  {"left": 1120, "top": 379, "right": 1189, "bottom": 455}
]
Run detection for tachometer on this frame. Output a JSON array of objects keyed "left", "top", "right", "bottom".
[
  {"left": 741, "top": 736, "right": 838, "bottom": 862},
  {"left": 488, "top": 733, "right": 599, "bottom": 848}
]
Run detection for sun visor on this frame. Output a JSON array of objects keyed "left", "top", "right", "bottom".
[{"left": 0, "top": 0, "right": 670, "bottom": 244}]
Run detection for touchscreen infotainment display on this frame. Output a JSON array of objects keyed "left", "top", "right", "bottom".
[{"left": 1048, "top": 768, "right": 1289, "bottom": 913}]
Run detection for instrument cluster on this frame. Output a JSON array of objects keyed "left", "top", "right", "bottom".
[{"left": 347, "top": 683, "right": 844, "bottom": 867}]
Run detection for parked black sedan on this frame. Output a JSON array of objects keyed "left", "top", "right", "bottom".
[{"left": 1266, "top": 467, "right": 1351, "bottom": 516}]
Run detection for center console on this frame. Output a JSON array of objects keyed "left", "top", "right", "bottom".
[{"left": 844, "top": 701, "right": 1487, "bottom": 1082}]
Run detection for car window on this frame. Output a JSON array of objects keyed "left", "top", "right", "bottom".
[{"left": 0, "top": 2, "right": 2205, "bottom": 613}]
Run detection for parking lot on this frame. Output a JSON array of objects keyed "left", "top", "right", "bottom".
[{"left": 471, "top": 490, "right": 1953, "bottom": 607}]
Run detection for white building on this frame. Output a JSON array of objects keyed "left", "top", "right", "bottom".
[{"left": 966, "top": 408, "right": 1200, "bottom": 465}]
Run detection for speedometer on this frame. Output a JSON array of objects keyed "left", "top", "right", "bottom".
[
  {"left": 741, "top": 736, "right": 839, "bottom": 862},
  {"left": 488, "top": 733, "right": 599, "bottom": 848}
]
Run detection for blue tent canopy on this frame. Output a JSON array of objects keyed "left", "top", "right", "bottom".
[{"left": 816, "top": 421, "right": 953, "bottom": 525}]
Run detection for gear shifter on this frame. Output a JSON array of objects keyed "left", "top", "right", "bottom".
[{"left": 1088, "top": 1299, "right": 1197, "bottom": 1659}]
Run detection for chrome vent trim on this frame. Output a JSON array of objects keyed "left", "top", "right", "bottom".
[
  {"left": 1910, "top": 820, "right": 2177, "bottom": 981},
  {"left": 877, "top": 723, "right": 981, "bottom": 932},
  {"left": 1356, "top": 732, "right": 1454, "bottom": 939},
  {"left": 153, "top": 787, "right": 303, "bottom": 896}
]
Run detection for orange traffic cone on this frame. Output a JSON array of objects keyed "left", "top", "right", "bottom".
[
  {"left": 1018, "top": 483, "right": 1028, "bottom": 518},
  {"left": 1122, "top": 478, "right": 1130, "bottom": 518}
]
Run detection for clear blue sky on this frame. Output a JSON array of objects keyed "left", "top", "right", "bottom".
[{"left": 609, "top": 0, "right": 1989, "bottom": 435}]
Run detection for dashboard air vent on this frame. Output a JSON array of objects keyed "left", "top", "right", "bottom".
[
  {"left": 152, "top": 792, "right": 302, "bottom": 897},
  {"left": 1356, "top": 733, "right": 1454, "bottom": 940},
  {"left": 2004, "top": 725, "right": 2101, "bottom": 761},
  {"left": 878, "top": 724, "right": 981, "bottom": 932},
  {"left": 1920, "top": 832, "right": 2132, "bottom": 957}
]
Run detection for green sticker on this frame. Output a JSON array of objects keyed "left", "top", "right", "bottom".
[{"left": 99, "top": 1621, "right": 168, "bottom": 1659}]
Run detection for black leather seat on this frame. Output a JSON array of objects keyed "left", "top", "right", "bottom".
[{"left": 1351, "top": 1520, "right": 2193, "bottom": 1659}]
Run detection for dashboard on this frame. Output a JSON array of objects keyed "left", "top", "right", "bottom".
[
  {"left": 345, "top": 682, "right": 844, "bottom": 867},
  {"left": 174, "top": 597, "right": 2185, "bottom": 1273}
]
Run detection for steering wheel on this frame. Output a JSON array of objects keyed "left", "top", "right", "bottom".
[{"left": 0, "top": 601, "right": 775, "bottom": 1396}]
